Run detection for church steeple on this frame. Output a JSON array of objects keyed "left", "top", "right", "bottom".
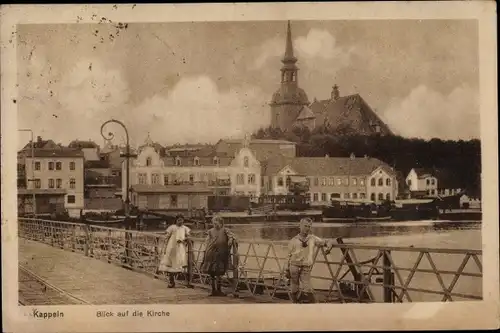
[
  {"left": 283, "top": 20, "right": 297, "bottom": 63},
  {"left": 281, "top": 20, "right": 298, "bottom": 84}
]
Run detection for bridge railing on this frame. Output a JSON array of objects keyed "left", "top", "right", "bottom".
[{"left": 18, "top": 218, "right": 482, "bottom": 303}]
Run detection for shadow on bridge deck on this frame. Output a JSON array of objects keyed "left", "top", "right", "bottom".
[{"left": 18, "top": 238, "right": 278, "bottom": 305}]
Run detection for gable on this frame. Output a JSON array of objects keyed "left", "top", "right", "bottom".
[
  {"left": 231, "top": 147, "right": 260, "bottom": 168},
  {"left": 135, "top": 146, "right": 162, "bottom": 167},
  {"left": 278, "top": 165, "right": 299, "bottom": 176}
]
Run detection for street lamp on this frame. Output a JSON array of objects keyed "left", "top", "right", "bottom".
[
  {"left": 100, "top": 119, "right": 136, "bottom": 227},
  {"left": 18, "top": 129, "right": 36, "bottom": 217}
]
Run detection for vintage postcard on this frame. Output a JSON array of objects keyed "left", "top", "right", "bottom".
[{"left": 1, "top": 2, "right": 498, "bottom": 332}]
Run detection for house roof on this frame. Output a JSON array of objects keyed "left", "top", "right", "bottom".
[
  {"left": 21, "top": 139, "right": 59, "bottom": 151},
  {"left": 219, "top": 139, "right": 295, "bottom": 145},
  {"left": 309, "top": 94, "right": 393, "bottom": 135},
  {"left": 68, "top": 140, "right": 99, "bottom": 149},
  {"left": 19, "top": 148, "right": 84, "bottom": 158},
  {"left": 413, "top": 168, "right": 438, "bottom": 179},
  {"left": 18, "top": 188, "right": 67, "bottom": 195},
  {"left": 262, "top": 155, "right": 394, "bottom": 177},
  {"left": 131, "top": 184, "right": 213, "bottom": 194}
]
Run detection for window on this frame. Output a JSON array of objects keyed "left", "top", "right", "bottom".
[
  {"left": 138, "top": 173, "right": 147, "bottom": 185},
  {"left": 352, "top": 193, "right": 358, "bottom": 199},
  {"left": 321, "top": 177, "right": 327, "bottom": 186},
  {"left": 386, "top": 178, "right": 391, "bottom": 186},
  {"left": 194, "top": 157, "right": 200, "bottom": 166},
  {"left": 431, "top": 179, "right": 435, "bottom": 185},
  {"left": 337, "top": 178, "right": 342, "bottom": 185},
  {"left": 426, "top": 179, "right": 430, "bottom": 185},
  {"left": 370, "top": 193, "right": 376, "bottom": 201},
  {"left": 321, "top": 193, "right": 327, "bottom": 201},
  {"left": 164, "top": 174, "right": 169, "bottom": 185},
  {"left": 175, "top": 157, "right": 181, "bottom": 166},
  {"left": 34, "top": 161, "right": 41, "bottom": 171},
  {"left": 56, "top": 179, "right": 62, "bottom": 189},
  {"left": 69, "top": 178, "right": 76, "bottom": 189},
  {"left": 152, "top": 173, "right": 160, "bottom": 185},
  {"left": 313, "top": 193, "right": 318, "bottom": 201},
  {"left": 360, "top": 179, "right": 365, "bottom": 186},
  {"left": 248, "top": 174, "right": 256, "bottom": 185},
  {"left": 189, "top": 174, "right": 194, "bottom": 183},
  {"left": 328, "top": 177, "right": 334, "bottom": 186},
  {"left": 344, "top": 193, "right": 350, "bottom": 199},
  {"left": 67, "top": 195, "right": 76, "bottom": 204},
  {"left": 386, "top": 193, "right": 391, "bottom": 201},
  {"left": 237, "top": 174, "right": 245, "bottom": 185},
  {"left": 285, "top": 176, "right": 291, "bottom": 187},
  {"left": 48, "top": 162, "right": 54, "bottom": 170},
  {"left": 331, "top": 193, "right": 340, "bottom": 199},
  {"left": 48, "top": 179, "right": 55, "bottom": 188},
  {"left": 352, "top": 178, "right": 357, "bottom": 186},
  {"left": 427, "top": 189, "right": 431, "bottom": 195},
  {"left": 407, "top": 179, "right": 412, "bottom": 186},
  {"left": 146, "top": 157, "right": 152, "bottom": 167},
  {"left": 243, "top": 156, "right": 249, "bottom": 168},
  {"left": 69, "top": 161, "right": 75, "bottom": 170},
  {"left": 314, "top": 177, "right": 319, "bottom": 186},
  {"left": 343, "top": 178, "right": 349, "bottom": 185},
  {"left": 34, "top": 179, "right": 41, "bottom": 189},
  {"left": 371, "top": 178, "right": 376, "bottom": 186},
  {"left": 213, "top": 157, "right": 219, "bottom": 165},
  {"left": 378, "top": 193, "right": 384, "bottom": 201},
  {"left": 360, "top": 193, "right": 366, "bottom": 199},
  {"left": 170, "top": 195, "right": 178, "bottom": 207},
  {"left": 277, "top": 177, "right": 284, "bottom": 186},
  {"left": 378, "top": 178, "right": 383, "bottom": 186},
  {"left": 56, "top": 162, "right": 62, "bottom": 170}
]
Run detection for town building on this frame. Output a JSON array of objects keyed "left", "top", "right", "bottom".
[
  {"left": 262, "top": 154, "right": 398, "bottom": 204},
  {"left": 68, "top": 140, "right": 101, "bottom": 161},
  {"left": 269, "top": 21, "right": 392, "bottom": 135},
  {"left": 405, "top": 168, "right": 439, "bottom": 197},
  {"left": 124, "top": 136, "right": 261, "bottom": 211},
  {"left": 17, "top": 138, "right": 85, "bottom": 217}
]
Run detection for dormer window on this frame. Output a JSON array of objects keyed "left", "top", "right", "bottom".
[
  {"left": 194, "top": 157, "right": 200, "bottom": 166},
  {"left": 146, "top": 157, "right": 152, "bottom": 167},
  {"left": 243, "top": 156, "right": 249, "bottom": 168},
  {"left": 213, "top": 156, "right": 219, "bottom": 165},
  {"left": 175, "top": 157, "right": 182, "bottom": 166}
]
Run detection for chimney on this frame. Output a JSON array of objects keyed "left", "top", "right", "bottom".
[
  {"left": 37, "top": 136, "right": 42, "bottom": 143},
  {"left": 331, "top": 84, "right": 340, "bottom": 101}
]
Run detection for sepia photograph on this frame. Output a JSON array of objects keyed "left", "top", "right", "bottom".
[{"left": 1, "top": 2, "right": 498, "bottom": 332}]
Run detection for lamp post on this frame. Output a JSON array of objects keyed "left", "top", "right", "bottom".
[
  {"left": 100, "top": 119, "right": 136, "bottom": 227},
  {"left": 19, "top": 129, "right": 36, "bottom": 217}
]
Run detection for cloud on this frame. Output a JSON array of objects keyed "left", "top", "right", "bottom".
[
  {"left": 18, "top": 57, "right": 131, "bottom": 148},
  {"left": 380, "top": 84, "right": 480, "bottom": 140},
  {"left": 253, "top": 29, "right": 354, "bottom": 74},
  {"left": 128, "top": 76, "right": 270, "bottom": 145}
]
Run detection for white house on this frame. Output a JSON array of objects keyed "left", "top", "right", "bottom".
[{"left": 406, "top": 168, "right": 438, "bottom": 197}]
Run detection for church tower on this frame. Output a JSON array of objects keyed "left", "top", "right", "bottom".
[{"left": 269, "top": 21, "right": 310, "bottom": 131}]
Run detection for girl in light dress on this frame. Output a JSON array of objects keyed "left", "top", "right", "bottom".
[{"left": 158, "top": 214, "right": 191, "bottom": 288}]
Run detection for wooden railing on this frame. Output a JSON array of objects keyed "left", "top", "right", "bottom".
[{"left": 18, "top": 218, "right": 482, "bottom": 303}]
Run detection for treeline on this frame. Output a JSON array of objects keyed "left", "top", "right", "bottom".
[{"left": 252, "top": 126, "right": 482, "bottom": 197}]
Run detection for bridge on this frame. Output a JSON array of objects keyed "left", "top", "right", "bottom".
[{"left": 18, "top": 218, "right": 483, "bottom": 305}]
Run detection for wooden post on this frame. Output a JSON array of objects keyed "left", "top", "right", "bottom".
[
  {"left": 232, "top": 241, "right": 240, "bottom": 297},
  {"left": 336, "top": 238, "right": 370, "bottom": 301},
  {"left": 186, "top": 240, "right": 194, "bottom": 288},
  {"left": 83, "top": 224, "right": 90, "bottom": 256},
  {"left": 71, "top": 227, "right": 76, "bottom": 252},
  {"left": 383, "top": 250, "right": 394, "bottom": 303}
]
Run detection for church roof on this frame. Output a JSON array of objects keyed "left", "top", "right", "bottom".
[
  {"left": 271, "top": 86, "right": 310, "bottom": 105},
  {"left": 296, "top": 105, "right": 315, "bottom": 120},
  {"left": 309, "top": 94, "right": 393, "bottom": 135}
]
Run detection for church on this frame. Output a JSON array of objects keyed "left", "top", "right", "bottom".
[{"left": 269, "top": 21, "right": 393, "bottom": 136}]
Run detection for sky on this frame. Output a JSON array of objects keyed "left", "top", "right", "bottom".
[{"left": 16, "top": 19, "right": 479, "bottom": 148}]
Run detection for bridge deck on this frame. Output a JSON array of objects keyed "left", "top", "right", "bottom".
[{"left": 18, "top": 238, "right": 277, "bottom": 305}]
